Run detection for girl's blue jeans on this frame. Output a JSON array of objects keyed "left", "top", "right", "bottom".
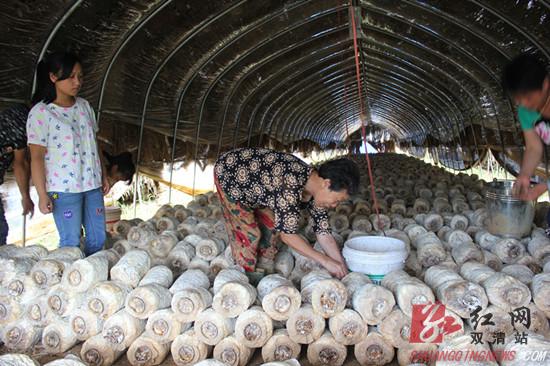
[{"left": 49, "top": 188, "right": 106, "bottom": 256}]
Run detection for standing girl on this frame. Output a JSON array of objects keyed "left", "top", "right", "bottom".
[{"left": 27, "top": 52, "right": 108, "bottom": 255}]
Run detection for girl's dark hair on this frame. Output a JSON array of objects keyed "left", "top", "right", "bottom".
[
  {"left": 502, "top": 53, "right": 548, "bottom": 95},
  {"left": 31, "top": 52, "right": 81, "bottom": 105},
  {"left": 317, "top": 158, "right": 360, "bottom": 195},
  {"left": 103, "top": 151, "right": 136, "bottom": 184}
]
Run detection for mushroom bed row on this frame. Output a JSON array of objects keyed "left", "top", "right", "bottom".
[{"left": 0, "top": 153, "right": 550, "bottom": 366}]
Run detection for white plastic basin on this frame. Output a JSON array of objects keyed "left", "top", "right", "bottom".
[{"left": 342, "top": 236, "right": 408, "bottom": 283}]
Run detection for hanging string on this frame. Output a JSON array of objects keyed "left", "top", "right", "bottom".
[
  {"left": 349, "top": 4, "right": 384, "bottom": 233},
  {"left": 337, "top": 0, "right": 351, "bottom": 157}
]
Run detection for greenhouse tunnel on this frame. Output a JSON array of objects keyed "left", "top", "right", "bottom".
[
  {"left": 0, "top": 0, "right": 548, "bottom": 178},
  {"left": 3, "top": 1, "right": 550, "bottom": 365}
]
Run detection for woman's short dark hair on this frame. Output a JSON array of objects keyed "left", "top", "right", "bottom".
[
  {"left": 502, "top": 53, "right": 548, "bottom": 95},
  {"left": 103, "top": 151, "right": 135, "bottom": 184},
  {"left": 31, "top": 52, "right": 81, "bottom": 105},
  {"left": 317, "top": 158, "right": 360, "bottom": 195}
]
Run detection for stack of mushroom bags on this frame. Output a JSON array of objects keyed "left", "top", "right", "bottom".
[
  {"left": 0, "top": 154, "right": 548, "bottom": 366},
  {"left": 0, "top": 191, "right": 301, "bottom": 366},
  {"left": 297, "top": 153, "right": 550, "bottom": 366}
]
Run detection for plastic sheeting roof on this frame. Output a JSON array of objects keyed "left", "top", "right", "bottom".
[{"left": 1, "top": 0, "right": 549, "bottom": 163}]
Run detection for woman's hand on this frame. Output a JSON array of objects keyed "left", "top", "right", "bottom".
[
  {"left": 316, "top": 233, "right": 345, "bottom": 261},
  {"left": 38, "top": 194, "right": 53, "bottom": 214},
  {"left": 513, "top": 175, "right": 531, "bottom": 198},
  {"left": 314, "top": 233, "right": 349, "bottom": 278},
  {"left": 279, "top": 232, "right": 348, "bottom": 279},
  {"left": 321, "top": 256, "right": 348, "bottom": 279}
]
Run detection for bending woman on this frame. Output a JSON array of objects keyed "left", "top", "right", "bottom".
[
  {"left": 27, "top": 52, "right": 108, "bottom": 255},
  {"left": 214, "top": 148, "right": 360, "bottom": 280}
]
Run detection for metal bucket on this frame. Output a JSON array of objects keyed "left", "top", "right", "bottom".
[{"left": 484, "top": 180, "right": 535, "bottom": 239}]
